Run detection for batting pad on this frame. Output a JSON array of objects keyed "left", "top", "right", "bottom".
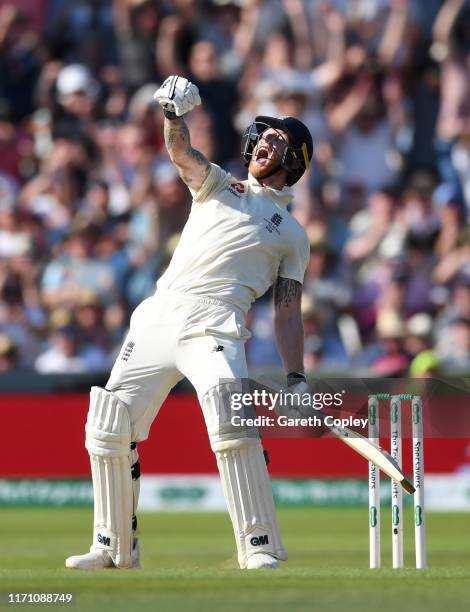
[
  {"left": 215, "top": 439, "right": 287, "bottom": 568},
  {"left": 85, "top": 386, "right": 133, "bottom": 568}
]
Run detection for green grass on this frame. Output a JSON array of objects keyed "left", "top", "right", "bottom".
[{"left": 0, "top": 508, "right": 469, "bottom": 611}]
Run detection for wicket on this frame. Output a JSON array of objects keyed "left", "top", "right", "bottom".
[{"left": 368, "top": 394, "right": 427, "bottom": 569}]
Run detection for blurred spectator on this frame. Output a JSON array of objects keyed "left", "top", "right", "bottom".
[
  {"left": 152, "top": 160, "right": 191, "bottom": 247},
  {"left": 0, "top": 208, "right": 32, "bottom": 259},
  {"left": 188, "top": 39, "right": 239, "bottom": 163},
  {"left": 113, "top": 0, "right": 163, "bottom": 92},
  {"left": 0, "top": 4, "right": 42, "bottom": 121},
  {"left": 21, "top": 133, "right": 98, "bottom": 245},
  {"left": 40, "top": 228, "right": 119, "bottom": 307},
  {"left": 0, "top": 332, "right": 19, "bottom": 371},
  {"left": 405, "top": 312, "right": 434, "bottom": 358},
  {"left": 35, "top": 325, "right": 87, "bottom": 373},
  {"left": 371, "top": 309, "right": 410, "bottom": 376},
  {"left": 54, "top": 63, "right": 100, "bottom": 134},
  {"left": 406, "top": 312, "right": 441, "bottom": 377},
  {"left": 449, "top": 122, "right": 470, "bottom": 219},
  {"left": 0, "top": 100, "right": 34, "bottom": 183},
  {"left": 402, "top": 169, "right": 440, "bottom": 251},
  {"left": 328, "top": 72, "right": 401, "bottom": 196},
  {"left": 0, "top": 0, "right": 468, "bottom": 377},
  {"left": 438, "top": 317, "right": 470, "bottom": 373},
  {"left": 47, "top": 0, "right": 117, "bottom": 68},
  {"left": 245, "top": 295, "right": 282, "bottom": 369},
  {"left": 127, "top": 83, "right": 165, "bottom": 151},
  {"left": 303, "top": 223, "right": 352, "bottom": 365},
  {"left": 344, "top": 189, "right": 398, "bottom": 263},
  {"left": 301, "top": 293, "right": 325, "bottom": 371},
  {"left": 432, "top": 181, "right": 465, "bottom": 256},
  {"left": 72, "top": 293, "right": 111, "bottom": 369},
  {"left": 103, "top": 300, "right": 128, "bottom": 358},
  {"left": 434, "top": 269, "right": 470, "bottom": 368},
  {"left": 432, "top": 0, "right": 470, "bottom": 142}
]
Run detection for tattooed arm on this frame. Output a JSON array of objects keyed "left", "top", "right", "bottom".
[
  {"left": 164, "top": 116, "right": 211, "bottom": 191},
  {"left": 273, "top": 277, "right": 305, "bottom": 374}
]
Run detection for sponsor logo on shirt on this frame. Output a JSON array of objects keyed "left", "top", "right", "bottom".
[
  {"left": 264, "top": 213, "right": 283, "bottom": 234},
  {"left": 227, "top": 181, "right": 245, "bottom": 198}
]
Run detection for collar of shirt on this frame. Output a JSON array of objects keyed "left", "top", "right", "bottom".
[{"left": 247, "top": 173, "right": 292, "bottom": 207}]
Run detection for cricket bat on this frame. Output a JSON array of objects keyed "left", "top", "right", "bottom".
[
  {"left": 318, "top": 413, "right": 415, "bottom": 494},
  {"left": 257, "top": 376, "right": 415, "bottom": 494}
]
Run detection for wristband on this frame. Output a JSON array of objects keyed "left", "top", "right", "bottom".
[
  {"left": 163, "top": 108, "right": 178, "bottom": 120},
  {"left": 287, "top": 372, "right": 306, "bottom": 386}
]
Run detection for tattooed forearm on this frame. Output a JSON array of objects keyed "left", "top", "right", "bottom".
[
  {"left": 273, "top": 277, "right": 304, "bottom": 373},
  {"left": 189, "top": 148, "right": 209, "bottom": 167},
  {"left": 163, "top": 117, "right": 210, "bottom": 187},
  {"left": 274, "top": 277, "right": 302, "bottom": 309},
  {"left": 164, "top": 117, "right": 191, "bottom": 154}
]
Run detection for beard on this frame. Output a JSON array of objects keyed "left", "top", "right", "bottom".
[{"left": 248, "top": 154, "right": 280, "bottom": 179}]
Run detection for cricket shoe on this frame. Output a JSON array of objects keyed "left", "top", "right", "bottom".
[
  {"left": 65, "top": 538, "right": 141, "bottom": 570},
  {"left": 246, "top": 553, "right": 280, "bottom": 569}
]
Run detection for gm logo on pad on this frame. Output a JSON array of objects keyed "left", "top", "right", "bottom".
[
  {"left": 250, "top": 535, "right": 269, "bottom": 546},
  {"left": 97, "top": 533, "right": 111, "bottom": 547}
]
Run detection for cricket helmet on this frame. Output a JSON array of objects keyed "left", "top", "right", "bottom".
[{"left": 241, "top": 115, "right": 313, "bottom": 186}]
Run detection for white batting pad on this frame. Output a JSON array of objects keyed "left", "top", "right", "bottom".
[
  {"left": 201, "top": 384, "right": 286, "bottom": 567},
  {"left": 216, "top": 439, "right": 287, "bottom": 568},
  {"left": 85, "top": 386, "right": 133, "bottom": 568}
]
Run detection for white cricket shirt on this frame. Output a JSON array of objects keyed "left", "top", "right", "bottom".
[{"left": 156, "top": 163, "right": 310, "bottom": 315}]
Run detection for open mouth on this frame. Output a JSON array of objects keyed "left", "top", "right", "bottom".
[{"left": 256, "top": 147, "right": 270, "bottom": 160}]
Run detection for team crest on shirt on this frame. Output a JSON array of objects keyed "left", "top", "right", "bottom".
[
  {"left": 264, "top": 213, "right": 283, "bottom": 234},
  {"left": 228, "top": 181, "right": 245, "bottom": 197}
]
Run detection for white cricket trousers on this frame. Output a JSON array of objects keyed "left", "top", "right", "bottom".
[{"left": 106, "top": 290, "right": 249, "bottom": 442}]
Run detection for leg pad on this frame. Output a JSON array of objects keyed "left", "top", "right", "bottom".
[
  {"left": 85, "top": 387, "right": 134, "bottom": 568},
  {"left": 201, "top": 384, "right": 287, "bottom": 568},
  {"left": 215, "top": 439, "right": 287, "bottom": 568}
]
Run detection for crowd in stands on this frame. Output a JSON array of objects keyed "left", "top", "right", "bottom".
[{"left": 0, "top": 0, "right": 469, "bottom": 377}]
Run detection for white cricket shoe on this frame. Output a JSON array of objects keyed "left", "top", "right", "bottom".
[
  {"left": 65, "top": 538, "right": 141, "bottom": 570},
  {"left": 65, "top": 549, "right": 115, "bottom": 570},
  {"left": 246, "top": 553, "right": 280, "bottom": 569}
]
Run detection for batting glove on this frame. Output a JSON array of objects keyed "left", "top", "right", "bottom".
[
  {"left": 153, "top": 75, "right": 201, "bottom": 119},
  {"left": 270, "top": 380, "right": 310, "bottom": 418},
  {"left": 286, "top": 372, "right": 310, "bottom": 405}
]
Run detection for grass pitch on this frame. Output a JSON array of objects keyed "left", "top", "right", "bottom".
[{"left": 0, "top": 507, "right": 469, "bottom": 612}]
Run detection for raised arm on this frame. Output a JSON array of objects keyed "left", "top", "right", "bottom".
[
  {"left": 155, "top": 16, "right": 187, "bottom": 78},
  {"left": 233, "top": 0, "right": 262, "bottom": 64},
  {"left": 432, "top": 0, "right": 466, "bottom": 51},
  {"left": 327, "top": 73, "right": 374, "bottom": 134},
  {"left": 282, "top": 0, "right": 314, "bottom": 70},
  {"left": 163, "top": 117, "right": 211, "bottom": 191},
  {"left": 311, "top": 7, "right": 346, "bottom": 90},
  {"left": 377, "top": 0, "right": 409, "bottom": 67},
  {"left": 112, "top": 0, "right": 131, "bottom": 34},
  {"left": 154, "top": 76, "right": 210, "bottom": 192},
  {"left": 273, "top": 277, "right": 305, "bottom": 376}
]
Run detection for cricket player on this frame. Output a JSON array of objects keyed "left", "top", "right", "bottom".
[{"left": 65, "top": 76, "right": 313, "bottom": 571}]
